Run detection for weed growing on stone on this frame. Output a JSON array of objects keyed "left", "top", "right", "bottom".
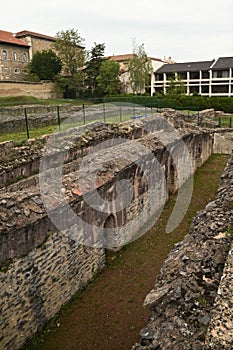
[{"left": 226, "top": 226, "right": 233, "bottom": 240}]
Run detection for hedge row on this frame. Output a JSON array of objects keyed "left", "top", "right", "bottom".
[{"left": 98, "top": 95, "right": 233, "bottom": 114}]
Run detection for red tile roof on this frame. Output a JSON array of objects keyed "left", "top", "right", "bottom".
[
  {"left": 16, "top": 30, "right": 56, "bottom": 42},
  {"left": 0, "top": 30, "right": 29, "bottom": 47}
]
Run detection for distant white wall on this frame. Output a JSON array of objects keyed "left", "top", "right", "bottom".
[{"left": 150, "top": 60, "right": 165, "bottom": 95}]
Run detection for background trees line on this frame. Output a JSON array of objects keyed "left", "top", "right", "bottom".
[{"left": 25, "top": 28, "right": 153, "bottom": 98}]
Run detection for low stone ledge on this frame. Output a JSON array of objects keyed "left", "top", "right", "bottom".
[{"left": 0, "top": 141, "right": 14, "bottom": 159}]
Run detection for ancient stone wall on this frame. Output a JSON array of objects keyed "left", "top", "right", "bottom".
[
  {"left": 0, "top": 117, "right": 216, "bottom": 349},
  {"left": 214, "top": 131, "right": 233, "bottom": 154},
  {"left": 0, "top": 81, "right": 57, "bottom": 99},
  {"left": 0, "top": 233, "right": 104, "bottom": 350}
]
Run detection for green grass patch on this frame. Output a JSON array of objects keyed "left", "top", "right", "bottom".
[
  {"left": 0, "top": 125, "right": 58, "bottom": 144},
  {"left": 0, "top": 95, "right": 89, "bottom": 107}
]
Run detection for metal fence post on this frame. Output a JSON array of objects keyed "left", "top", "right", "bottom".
[
  {"left": 24, "top": 108, "right": 30, "bottom": 139},
  {"left": 197, "top": 110, "right": 200, "bottom": 126},
  {"left": 57, "top": 106, "right": 61, "bottom": 131},
  {"left": 103, "top": 99, "right": 106, "bottom": 123},
  {"left": 119, "top": 105, "right": 122, "bottom": 122},
  {"left": 82, "top": 104, "right": 86, "bottom": 125}
]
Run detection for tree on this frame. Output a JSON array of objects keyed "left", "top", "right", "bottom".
[
  {"left": 96, "top": 60, "right": 120, "bottom": 95},
  {"left": 128, "top": 42, "right": 153, "bottom": 94},
  {"left": 85, "top": 43, "right": 105, "bottom": 96},
  {"left": 53, "top": 29, "right": 85, "bottom": 97},
  {"left": 166, "top": 74, "right": 186, "bottom": 97},
  {"left": 25, "top": 49, "right": 62, "bottom": 81}
]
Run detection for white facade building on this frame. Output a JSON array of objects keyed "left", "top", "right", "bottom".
[{"left": 153, "top": 57, "right": 233, "bottom": 97}]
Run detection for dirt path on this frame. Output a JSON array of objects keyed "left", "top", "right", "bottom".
[{"left": 23, "top": 154, "right": 229, "bottom": 350}]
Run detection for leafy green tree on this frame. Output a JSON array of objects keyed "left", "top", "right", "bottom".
[
  {"left": 54, "top": 28, "right": 85, "bottom": 77},
  {"left": 96, "top": 60, "right": 120, "bottom": 95},
  {"left": 53, "top": 29, "right": 85, "bottom": 97},
  {"left": 85, "top": 43, "right": 105, "bottom": 96},
  {"left": 166, "top": 74, "right": 186, "bottom": 97},
  {"left": 25, "top": 49, "right": 62, "bottom": 81},
  {"left": 128, "top": 42, "right": 153, "bottom": 94}
]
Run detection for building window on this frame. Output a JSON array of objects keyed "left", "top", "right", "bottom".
[
  {"left": 212, "top": 85, "right": 228, "bottom": 93},
  {"left": 212, "top": 70, "right": 229, "bottom": 78},
  {"left": 202, "top": 71, "right": 209, "bottom": 79},
  {"left": 2, "top": 50, "right": 7, "bottom": 60},
  {"left": 23, "top": 52, "right": 27, "bottom": 62},
  {"left": 166, "top": 73, "right": 175, "bottom": 80},
  {"left": 156, "top": 74, "right": 163, "bottom": 81},
  {"left": 190, "top": 71, "right": 199, "bottom": 79},
  {"left": 178, "top": 72, "right": 187, "bottom": 80},
  {"left": 201, "top": 85, "right": 209, "bottom": 94},
  {"left": 190, "top": 86, "right": 199, "bottom": 94},
  {"left": 13, "top": 52, "right": 17, "bottom": 61},
  {"left": 155, "top": 87, "right": 163, "bottom": 93}
]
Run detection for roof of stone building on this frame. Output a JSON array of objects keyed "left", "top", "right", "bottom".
[
  {"left": 212, "top": 56, "right": 233, "bottom": 69},
  {"left": 0, "top": 30, "right": 29, "bottom": 47},
  {"left": 108, "top": 54, "right": 134, "bottom": 61},
  {"left": 156, "top": 60, "right": 215, "bottom": 73},
  {"left": 15, "top": 30, "right": 56, "bottom": 42},
  {"left": 108, "top": 54, "right": 163, "bottom": 62}
]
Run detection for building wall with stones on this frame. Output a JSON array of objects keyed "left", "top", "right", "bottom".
[
  {"left": 0, "top": 29, "right": 83, "bottom": 84},
  {"left": 0, "top": 81, "right": 57, "bottom": 99},
  {"left": 17, "top": 35, "right": 55, "bottom": 60},
  {"left": 0, "top": 43, "right": 29, "bottom": 81},
  {"left": 0, "top": 117, "right": 228, "bottom": 350}
]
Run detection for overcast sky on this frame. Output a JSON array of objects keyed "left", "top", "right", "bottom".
[{"left": 1, "top": 0, "right": 233, "bottom": 62}]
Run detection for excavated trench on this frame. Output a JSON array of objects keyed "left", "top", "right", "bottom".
[{"left": 21, "top": 154, "right": 229, "bottom": 350}]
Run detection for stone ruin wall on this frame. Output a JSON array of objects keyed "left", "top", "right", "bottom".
[
  {"left": 0, "top": 81, "right": 57, "bottom": 100},
  {"left": 0, "top": 116, "right": 230, "bottom": 350},
  {"left": 0, "top": 103, "right": 80, "bottom": 133}
]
